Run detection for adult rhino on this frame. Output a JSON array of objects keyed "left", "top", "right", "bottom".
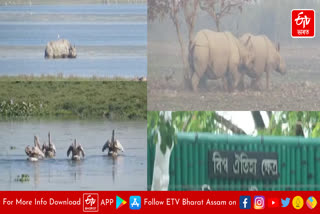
[
  {"left": 239, "top": 33, "right": 286, "bottom": 90},
  {"left": 188, "top": 29, "right": 254, "bottom": 92},
  {"left": 44, "top": 39, "right": 77, "bottom": 59}
]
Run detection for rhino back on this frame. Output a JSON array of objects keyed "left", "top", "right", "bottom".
[
  {"left": 205, "top": 31, "right": 231, "bottom": 77},
  {"left": 224, "top": 32, "right": 242, "bottom": 66},
  {"left": 44, "top": 39, "right": 72, "bottom": 58},
  {"left": 243, "top": 35, "right": 268, "bottom": 77}
]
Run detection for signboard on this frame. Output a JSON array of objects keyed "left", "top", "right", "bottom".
[{"left": 208, "top": 150, "right": 279, "bottom": 180}]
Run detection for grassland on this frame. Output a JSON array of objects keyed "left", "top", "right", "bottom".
[{"left": 0, "top": 78, "right": 146, "bottom": 120}]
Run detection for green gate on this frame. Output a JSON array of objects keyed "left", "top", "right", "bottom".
[{"left": 147, "top": 133, "right": 320, "bottom": 191}]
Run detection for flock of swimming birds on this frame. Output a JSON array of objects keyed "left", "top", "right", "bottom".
[{"left": 25, "top": 130, "right": 124, "bottom": 161}]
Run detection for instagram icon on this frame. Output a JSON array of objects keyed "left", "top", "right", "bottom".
[{"left": 254, "top": 196, "right": 265, "bottom": 209}]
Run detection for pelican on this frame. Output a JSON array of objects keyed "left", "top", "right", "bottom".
[
  {"left": 42, "top": 132, "right": 56, "bottom": 158},
  {"left": 67, "top": 139, "right": 85, "bottom": 160},
  {"left": 25, "top": 136, "right": 45, "bottom": 161},
  {"left": 102, "top": 130, "right": 124, "bottom": 157}
]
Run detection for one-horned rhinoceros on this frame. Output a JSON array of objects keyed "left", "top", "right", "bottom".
[
  {"left": 188, "top": 29, "right": 254, "bottom": 92},
  {"left": 239, "top": 33, "right": 286, "bottom": 90},
  {"left": 44, "top": 39, "right": 77, "bottom": 59}
]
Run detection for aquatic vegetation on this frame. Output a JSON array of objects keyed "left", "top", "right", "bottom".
[
  {"left": 14, "top": 174, "right": 30, "bottom": 183},
  {"left": 0, "top": 100, "right": 45, "bottom": 117},
  {"left": 0, "top": 80, "right": 146, "bottom": 120}
]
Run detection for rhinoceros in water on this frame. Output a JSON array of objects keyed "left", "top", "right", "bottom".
[{"left": 44, "top": 39, "right": 77, "bottom": 59}]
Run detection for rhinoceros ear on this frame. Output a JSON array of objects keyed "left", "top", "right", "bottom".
[{"left": 277, "top": 43, "right": 280, "bottom": 52}]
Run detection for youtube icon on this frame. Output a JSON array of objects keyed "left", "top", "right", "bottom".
[{"left": 268, "top": 198, "right": 280, "bottom": 208}]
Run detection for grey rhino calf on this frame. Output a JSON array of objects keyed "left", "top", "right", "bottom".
[
  {"left": 188, "top": 29, "right": 254, "bottom": 92},
  {"left": 44, "top": 39, "right": 77, "bottom": 59},
  {"left": 239, "top": 33, "right": 286, "bottom": 90}
]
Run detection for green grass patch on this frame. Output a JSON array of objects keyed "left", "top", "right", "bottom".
[{"left": 0, "top": 80, "right": 146, "bottom": 120}]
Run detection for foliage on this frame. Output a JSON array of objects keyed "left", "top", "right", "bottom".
[
  {"left": 148, "top": 111, "right": 237, "bottom": 154},
  {"left": 258, "top": 111, "right": 320, "bottom": 138},
  {"left": 149, "top": 111, "right": 320, "bottom": 154},
  {"left": 14, "top": 174, "right": 30, "bottom": 183},
  {"left": 0, "top": 80, "right": 146, "bottom": 120}
]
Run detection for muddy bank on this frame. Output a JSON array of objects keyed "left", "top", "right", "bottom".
[
  {"left": 148, "top": 81, "right": 320, "bottom": 111},
  {"left": 148, "top": 45, "right": 320, "bottom": 111}
]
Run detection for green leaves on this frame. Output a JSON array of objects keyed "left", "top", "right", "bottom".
[
  {"left": 151, "top": 112, "right": 177, "bottom": 154},
  {"left": 260, "top": 111, "right": 320, "bottom": 139},
  {"left": 148, "top": 111, "right": 220, "bottom": 154},
  {"left": 148, "top": 111, "right": 320, "bottom": 155},
  {"left": 0, "top": 81, "right": 146, "bottom": 120}
]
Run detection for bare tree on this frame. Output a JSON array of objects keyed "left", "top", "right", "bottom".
[
  {"left": 199, "top": 0, "right": 252, "bottom": 31},
  {"left": 148, "top": 0, "right": 199, "bottom": 85},
  {"left": 148, "top": 0, "right": 253, "bottom": 88}
]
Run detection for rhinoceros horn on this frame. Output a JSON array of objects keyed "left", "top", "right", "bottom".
[{"left": 244, "top": 35, "right": 251, "bottom": 46}]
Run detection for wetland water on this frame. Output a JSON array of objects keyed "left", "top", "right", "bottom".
[
  {"left": 0, "top": 119, "right": 146, "bottom": 190},
  {"left": 0, "top": 4, "right": 147, "bottom": 77}
]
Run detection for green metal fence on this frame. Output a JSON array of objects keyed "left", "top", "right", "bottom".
[{"left": 147, "top": 133, "right": 320, "bottom": 191}]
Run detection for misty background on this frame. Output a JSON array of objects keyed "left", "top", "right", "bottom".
[
  {"left": 148, "top": 0, "right": 320, "bottom": 111},
  {"left": 149, "top": 0, "right": 320, "bottom": 45}
]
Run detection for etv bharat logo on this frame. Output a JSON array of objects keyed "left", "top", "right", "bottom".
[
  {"left": 291, "top": 9, "right": 315, "bottom": 38},
  {"left": 83, "top": 193, "right": 99, "bottom": 212}
]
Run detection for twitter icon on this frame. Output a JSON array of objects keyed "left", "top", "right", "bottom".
[{"left": 281, "top": 198, "right": 290, "bottom": 207}]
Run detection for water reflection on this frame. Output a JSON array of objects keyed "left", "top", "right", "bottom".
[
  {"left": 68, "top": 159, "right": 83, "bottom": 184},
  {"left": 0, "top": 119, "right": 146, "bottom": 190}
]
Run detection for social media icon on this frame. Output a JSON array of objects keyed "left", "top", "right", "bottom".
[
  {"left": 239, "top": 196, "right": 251, "bottom": 209},
  {"left": 292, "top": 196, "right": 304, "bottom": 210},
  {"left": 281, "top": 198, "right": 290, "bottom": 207},
  {"left": 268, "top": 198, "right": 280, "bottom": 208},
  {"left": 130, "top": 196, "right": 141, "bottom": 210},
  {"left": 306, "top": 196, "right": 317, "bottom": 209},
  {"left": 254, "top": 196, "right": 265, "bottom": 209}
]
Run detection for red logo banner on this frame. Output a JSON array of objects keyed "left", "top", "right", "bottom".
[
  {"left": 291, "top": 9, "right": 315, "bottom": 38},
  {"left": 0, "top": 191, "right": 319, "bottom": 213}
]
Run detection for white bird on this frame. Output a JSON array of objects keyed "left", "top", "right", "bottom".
[
  {"left": 67, "top": 139, "right": 85, "bottom": 160},
  {"left": 25, "top": 136, "right": 45, "bottom": 161},
  {"left": 102, "top": 130, "right": 124, "bottom": 157},
  {"left": 42, "top": 132, "right": 56, "bottom": 158}
]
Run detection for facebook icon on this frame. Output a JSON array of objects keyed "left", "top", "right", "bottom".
[
  {"left": 129, "top": 196, "right": 141, "bottom": 210},
  {"left": 240, "top": 196, "right": 251, "bottom": 209}
]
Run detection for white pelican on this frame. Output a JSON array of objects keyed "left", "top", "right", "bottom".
[
  {"left": 67, "top": 139, "right": 85, "bottom": 160},
  {"left": 102, "top": 130, "right": 124, "bottom": 157},
  {"left": 25, "top": 136, "right": 45, "bottom": 161},
  {"left": 42, "top": 132, "right": 56, "bottom": 158}
]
